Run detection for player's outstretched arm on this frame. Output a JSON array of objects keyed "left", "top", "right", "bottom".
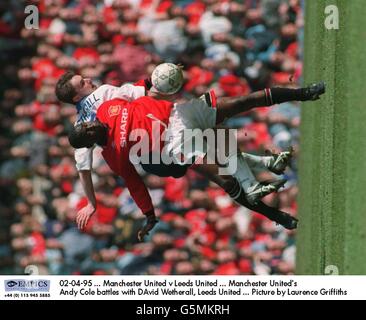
[
  {"left": 76, "top": 170, "right": 97, "bottom": 230},
  {"left": 122, "top": 162, "right": 158, "bottom": 241},
  {"left": 72, "top": 147, "right": 97, "bottom": 229}
]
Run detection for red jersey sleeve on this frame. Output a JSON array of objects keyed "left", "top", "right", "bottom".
[
  {"left": 121, "top": 161, "right": 154, "bottom": 214},
  {"left": 133, "top": 78, "right": 152, "bottom": 92}
]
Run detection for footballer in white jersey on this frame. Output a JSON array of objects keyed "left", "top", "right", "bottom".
[{"left": 56, "top": 71, "right": 151, "bottom": 170}]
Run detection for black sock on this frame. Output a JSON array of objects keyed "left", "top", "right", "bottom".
[
  {"left": 249, "top": 201, "right": 285, "bottom": 223},
  {"left": 224, "top": 179, "right": 241, "bottom": 199},
  {"left": 234, "top": 192, "right": 288, "bottom": 224},
  {"left": 265, "top": 87, "right": 307, "bottom": 105}
]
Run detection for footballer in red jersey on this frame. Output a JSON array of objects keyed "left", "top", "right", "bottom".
[{"left": 69, "top": 81, "right": 325, "bottom": 240}]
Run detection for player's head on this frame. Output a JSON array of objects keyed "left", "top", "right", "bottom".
[
  {"left": 68, "top": 120, "right": 108, "bottom": 148},
  {"left": 55, "top": 71, "right": 97, "bottom": 104}
]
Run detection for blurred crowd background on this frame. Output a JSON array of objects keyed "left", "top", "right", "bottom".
[{"left": 0, "top": 0, "right": 303, "bottom": 275}]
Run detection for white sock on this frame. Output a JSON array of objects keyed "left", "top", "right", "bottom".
[
  {"left": 242, "top": 153, "right": 273, "bottom": 174},
  {"left": 225, "top": 152, "right": 258, "bottom": 193}
]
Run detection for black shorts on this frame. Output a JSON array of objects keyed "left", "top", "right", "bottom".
[{"left": 140, "top": 153, "right": 192, "bottom": 178}]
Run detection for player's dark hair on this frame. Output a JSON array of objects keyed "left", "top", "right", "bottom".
[
  {"left": 68, "top": 124, "right": 92, "bottom": 148},
  {"left": 55, "top": 71, "right": 77, "bottom": 104}
]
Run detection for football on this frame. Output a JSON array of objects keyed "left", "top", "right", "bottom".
[{"left": 151, "top": 63, "right": 184, "bottom": 95}]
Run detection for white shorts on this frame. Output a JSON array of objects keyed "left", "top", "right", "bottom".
[{"left": 164, "top": 90, "right": 217, "bottom": 165}]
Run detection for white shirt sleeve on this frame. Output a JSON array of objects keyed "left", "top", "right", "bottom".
[
  {"left": 102, "top": 84, "right": 146, "bottom": 102},
  {"left": 74, "top": 147, "right": 94, "bottom": 171}
]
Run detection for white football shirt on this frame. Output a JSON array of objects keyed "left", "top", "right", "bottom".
[{"left": 74, "top": 83, "right": 146, "bottom": 170}]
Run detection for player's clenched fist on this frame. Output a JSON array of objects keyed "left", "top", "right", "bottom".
[{"left": 138, "top": 212, "right": 158, "bottom": 242}]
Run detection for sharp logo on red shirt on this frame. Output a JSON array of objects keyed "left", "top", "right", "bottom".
[
  {"left": 120, "top": 108, "right": 129, "bottom": 148},
  {"left": 108, "top": 104, "right": 121, "bottom": 117}
]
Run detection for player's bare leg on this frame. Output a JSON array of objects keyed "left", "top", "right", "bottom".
[
  {"left": 207, "top": 83, "right": 325, "bottom": 204},
  {"left": 215, "top": 82, "right": 325, "bottom": 124}
]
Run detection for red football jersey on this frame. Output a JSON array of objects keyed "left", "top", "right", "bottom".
[{"left": 96, "top": 96, "right": 173, "bottom": 214}]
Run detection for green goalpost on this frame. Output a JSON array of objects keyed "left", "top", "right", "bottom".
[{"left": 297, "top": 0, "right": 366, "bottom": 274}]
